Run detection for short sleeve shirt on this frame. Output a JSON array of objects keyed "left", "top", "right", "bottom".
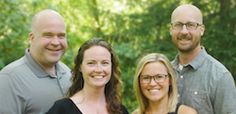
[
  {"left": 172, "top": 47, "right": 236, "bottom": 114},
  {"left": 0, "top": 49, "right": 72, "bottom": 114}
]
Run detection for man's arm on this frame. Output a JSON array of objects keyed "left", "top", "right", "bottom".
[
  {"left": 214, "top": 72, "right": 236, "bottom": 114},
  {"left": 0, "top": 73, "right": 23, "bottom": 114}
]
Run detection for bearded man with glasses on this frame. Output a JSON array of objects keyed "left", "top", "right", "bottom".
[{"left": 170, "top": 4, "right": 236, "bottom": 114}]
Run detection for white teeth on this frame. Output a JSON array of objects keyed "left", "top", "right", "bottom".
[
  {"left": 92, "top": 76, "right": 104, "bottom": 79},
  {"left": 149, "top": 89, "right": 160, "bottom": 92}
]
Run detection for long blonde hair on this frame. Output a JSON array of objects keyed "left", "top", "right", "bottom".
[{"left": 133, "top": 53, "right": 178, "bottom": 114}]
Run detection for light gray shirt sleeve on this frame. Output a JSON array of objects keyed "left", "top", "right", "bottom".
[
  {"left": 214, "top": 72, "right": 236, "bottom": 114},
  {"left": 0, "top": 73, "right": 23, "bottom": 114}
]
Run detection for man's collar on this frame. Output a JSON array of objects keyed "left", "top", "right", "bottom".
[
  {"left": 25, "top": 49, "right": 66, "bottom": 78},
  {"left": 172, "top": 47, "right": 208, "bottom": 70}
]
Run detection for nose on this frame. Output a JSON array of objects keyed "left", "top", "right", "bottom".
[
  {"left": 149, "top": 77, "right": 157, "bottom": 85},
  {"left": 51, "top": 36, "right": 60, "bottom": 45},
  {"left": 94, "top": 64, "right": 103, "bottom": 72},
  {"left": 180, "top": 25, "right": 189, "bottom": 34}
]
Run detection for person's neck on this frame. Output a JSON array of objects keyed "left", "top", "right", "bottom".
[
  {"left": 30, "top": 52, "right": 56, "bottom": 76},
  {"left": 73, "top": 87, "right": 106, "bottom": 103},
  {"left": 178, "top": 46, "right": 201, "bottom": 65},
  {"left": 39, "top": 62, "right": 56, "bottom": 76},
  {"left": 83, "top": 88, "right": 106, "bottom": 102},
  {"left": 71, "top": 88, "right": 108, "bottom": 114},
  {"left": 146, "top": 96, "right": 169, "bottom": 114}
]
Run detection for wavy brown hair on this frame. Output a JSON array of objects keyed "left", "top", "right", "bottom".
[{"left": 67, "top": 38, "right": 123, "bottom": 114}]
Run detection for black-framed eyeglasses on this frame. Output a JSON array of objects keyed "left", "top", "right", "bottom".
[
  {"left": 140, "top": 74, "right": 169, "bottom": 84},
  {"left": 171, "top": 22, "right": 202, "bottom": 31}
]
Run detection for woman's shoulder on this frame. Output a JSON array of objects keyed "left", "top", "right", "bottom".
[
  {"left": 46, "top": 98, "right": 80, "bottom": 114},
  {"left": 178, "top": 105, "right": 198, "bottom": 114},
  {"left": 54, "top": 98, "right": 71, "bottom": 104}
]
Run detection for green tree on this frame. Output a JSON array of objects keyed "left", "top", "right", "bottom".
[{"left": 1, "top": 0, "right": 235, "bottom": 112}]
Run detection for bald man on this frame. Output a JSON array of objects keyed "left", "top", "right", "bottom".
[
  {"left": 0, "top": 9, "right": 71, "bottom": 114},
  {"left": 170, "top": 4, "right": 236, "bottom": 114}
]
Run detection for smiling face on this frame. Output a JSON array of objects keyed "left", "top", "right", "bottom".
[
  {"left": 29, "top": 10, "right": 67, "bottom": 67},
  {"left": 80, "top": 46, "right": 112, "bottom": 88},
  {"left": 170, "top": 4, "right": 205, "bottom": 53},
  {"left": 140, "top": 61, "right": 170, "bottom": 102}
]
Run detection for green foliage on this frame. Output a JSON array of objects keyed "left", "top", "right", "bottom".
[
  {"left": 0, "top": 0, "right": 29, "bottom": 68},
  {"left": 1, "top": 0, "right": 235, "bottom": 112}
]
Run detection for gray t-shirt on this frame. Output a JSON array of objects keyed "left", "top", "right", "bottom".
[
  {"left": 0, "top": 49, "right": 72, "bottom": 114},
  {"left": 172, "top": 47, "right": 236, "bottom": 114}
]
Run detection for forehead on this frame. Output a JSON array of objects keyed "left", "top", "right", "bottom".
[
  {"left": 32, "top": 11, "right": 66, "bottom": 33},
  {"left": 171, "top": 5, "right": 202, "bottom": 24},
  {"left": 83, "top": 46, "right": 111, "bottom": 60},
  {"left": 141, "top": 61, "right": 167, "bottom": 75}
]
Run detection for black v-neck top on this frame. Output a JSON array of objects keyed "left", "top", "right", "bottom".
[{"left": 46, "top": 98, "right": 129, "bottom": 114}]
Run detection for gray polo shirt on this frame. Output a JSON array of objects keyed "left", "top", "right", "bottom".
[
  {"left": 172, "top": 47, "right": 236, "bottom": 114},
  {"left": 0, "top": 49, "right": 72, "bottom": 114}
]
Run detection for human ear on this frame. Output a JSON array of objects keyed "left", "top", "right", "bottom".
[
  {"left": 28, "top": 32, "right": 34, "bottom": 45},
  {"left": 200, "top": 25, "right": 205, "bottom": 36}
]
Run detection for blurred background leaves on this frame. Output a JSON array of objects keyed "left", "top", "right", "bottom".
[{"left": 1, "top": 0, "right": 235, "bottom": 112}]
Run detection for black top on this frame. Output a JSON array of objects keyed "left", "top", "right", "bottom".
[{"left": 46, "top": 98, "right": 129, "bottom": 114}]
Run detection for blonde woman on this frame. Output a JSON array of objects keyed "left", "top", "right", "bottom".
[{"left": 132, "top": 53, "right": 197, "bottom": 114}]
